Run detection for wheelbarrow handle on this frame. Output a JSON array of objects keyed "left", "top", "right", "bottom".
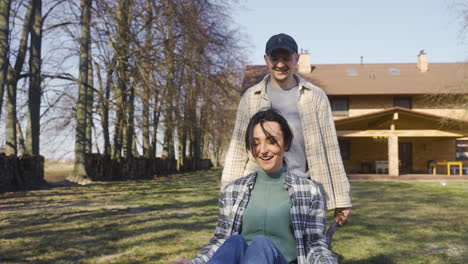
[
  {"left": 325, "top": 220, "right": 339, "bottom": 248},
  {"left": 325, "top": 211, "right": 348, "bottom": 248}
]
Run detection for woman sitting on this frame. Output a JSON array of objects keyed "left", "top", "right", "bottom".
[{"left": 173, "top": 109, "right": 337, "bottom": 264}]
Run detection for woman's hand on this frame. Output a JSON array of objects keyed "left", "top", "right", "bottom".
[{"left": 171, "top": 257, "right": 190, "bottom": 264}]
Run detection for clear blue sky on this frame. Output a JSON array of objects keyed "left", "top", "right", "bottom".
[{"left": 233, "top": 0, "right": 467, "bottom": 65}]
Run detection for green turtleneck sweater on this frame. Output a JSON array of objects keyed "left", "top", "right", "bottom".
[{"left": 241, "top": 168, "right": 297, "bottom": 262}]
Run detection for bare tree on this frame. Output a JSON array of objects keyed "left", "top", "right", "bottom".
[
  {"left": 5, "top": 0, "right": 35, "bottom": 156},
  {"left": 0, "top": 0, "right": 10, "bottom": 122},
  {"left": 85, "top": 59, "right": 93, "bottom": 153},
  {"left": 25, "top": 0, "right": 42, "bottom": 156},
  {"left": 0, "top": 0, "right": 245, "bottom": 178},
  {"left": 69, "top": 0, "right": 92, "bottom": 183},
  {"left": 94, "top": 60, "right": 111, "bottom": 155},
  {"left": 424, "top": 1, "right": 468, "bottom": 120},
  {"left": 111, "top": 0, "right": 131, "bottom": 159}
]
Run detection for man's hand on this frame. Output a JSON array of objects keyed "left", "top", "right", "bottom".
[
  {"left": 334, "top": 207, "right": 351, "bottom": 226},
  {"left": 171, "top": 257, "right": 190, "bottom": 264}
]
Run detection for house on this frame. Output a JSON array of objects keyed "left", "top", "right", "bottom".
[{"left": 242, "top": 51, "right": 468, "bottom": 176}]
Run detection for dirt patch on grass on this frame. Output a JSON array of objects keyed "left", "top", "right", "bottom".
[
  {"left": 95, "top": 252, "right": 126, "bottom": 263},
  {"left": 425, "top": 243, "right": 468, "bottom": 258}
]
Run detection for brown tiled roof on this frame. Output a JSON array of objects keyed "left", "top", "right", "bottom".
[
  {"left": 242, "top": 63, "right": 468, "bottom": 95},
  {"left": 334, "top": 107, "right": 468, "bottom": 130},
  {"left": 337, "top": 106, "right": 468, "bottom": 124}
]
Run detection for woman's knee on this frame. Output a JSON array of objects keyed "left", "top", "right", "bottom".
[
  {"left": 250, "top": 235, "right": 273, "bottom": 247},
  {"left": 225, "top": 234, "right": 247, "bottom": 248},
  {"left": 228, "top": 234, "right": 245, "bottom": 242}
]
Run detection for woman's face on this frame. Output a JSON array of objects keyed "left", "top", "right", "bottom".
[{"left": 252, "top": 121, "right": 285, "bottom": 173}]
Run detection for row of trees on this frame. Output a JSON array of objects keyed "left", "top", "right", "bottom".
[
  {"left": 0, "top": 0, "right": 245, "bottom": 183},
  {"left": 0, "top": 0, "right": 42, "bottom": 157}
]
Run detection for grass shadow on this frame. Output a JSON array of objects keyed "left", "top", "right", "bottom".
[{"left": 2, "top": 169, "right": 468, "bottom": 264}]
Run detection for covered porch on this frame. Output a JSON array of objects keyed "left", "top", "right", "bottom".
[{"left": 335, "top": 107, "right": 468, "bottom": 176}]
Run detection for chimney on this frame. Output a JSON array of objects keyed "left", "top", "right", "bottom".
[
  {"left": 417, "top": 50, "right": 428, "bottom": 73},
  {"left": 298, "top": 50, "right": 311, "bottom": 74}
]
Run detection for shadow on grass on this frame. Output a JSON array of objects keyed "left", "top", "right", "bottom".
[
  {"left": 1, "top": 207, "right": 218, "bottom": 263},
  {"left": 2, "top": 169, "right": 468, "bottom": 264},
  {"left": 330, "top": 181, "right": 468, "bottom": 264},
  {"left": 0, "top": 169, "right": 222, "bottom": 263},
  {"left": 340, "top": 254, "right": 395, "bottom": 264}
]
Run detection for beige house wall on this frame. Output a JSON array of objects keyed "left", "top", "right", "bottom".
[
  {"left": 341, "top": 138, "right": 387, "bottom": 174},
  {"left": 412, "top": 96, "right": 468, "bottom": 121},
  {"left": 347, "top": 95, "right": 393, "bottom": 117}
]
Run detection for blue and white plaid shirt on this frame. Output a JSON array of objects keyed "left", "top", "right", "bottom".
[{"left": 189, "top": 169, "right": 338, "bottom": 264}]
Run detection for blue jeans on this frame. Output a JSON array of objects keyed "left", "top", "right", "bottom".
[{"left": 206, "top": 235, "right": 290, "bottom": 264}]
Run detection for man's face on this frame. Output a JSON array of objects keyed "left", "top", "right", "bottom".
[{"left": 264, "top": 49, "right": 299, "bottom": 84}]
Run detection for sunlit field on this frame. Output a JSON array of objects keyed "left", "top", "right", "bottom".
[{"left": 1, "top": 168, "right": 467, "bottom": 264}]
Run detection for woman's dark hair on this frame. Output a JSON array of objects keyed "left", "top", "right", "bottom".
[{"left": 245, "top": 109, "right": 293, "bottom": 154}]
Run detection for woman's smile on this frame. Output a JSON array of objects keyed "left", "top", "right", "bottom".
[{"left": 259, "top": 156, "right": 273, "bottom": 161}]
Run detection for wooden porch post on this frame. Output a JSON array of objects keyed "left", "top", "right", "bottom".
[{"left": 388, "top": 135, "right": 399, "bottom": 176}]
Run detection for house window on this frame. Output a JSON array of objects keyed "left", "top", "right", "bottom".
[
  {"left": 330, "top": 96, "right": 349, "bottom": 116},
  {"left": 338, "top": 139, "right": 350, "bottom": 160},
  {"left": 456, "top": 140, "right": 468, "bottom": 160},
  {"left": 394, "top": 96, "right": 412, "bottom": 109},
  {"left": 346, "top": 68, "right": 358, "bottom": 76},
  {"left": 388, "top": 68, "right": 401, "bottom": 76}
]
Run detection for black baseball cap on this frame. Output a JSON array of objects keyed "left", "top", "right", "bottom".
[{"left": 265, "top": 33, "right": 298, "bottom": 56}]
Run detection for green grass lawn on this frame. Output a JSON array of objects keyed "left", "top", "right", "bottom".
[{"left": 1, "top": 168, "right": 467, "bottom": 264}]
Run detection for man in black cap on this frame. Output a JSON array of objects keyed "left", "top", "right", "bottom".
[{"left": 222, "top": 33, "right": 352, "bottom": 221}]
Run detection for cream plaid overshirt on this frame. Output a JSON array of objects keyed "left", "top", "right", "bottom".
[{"left": 221, "top": 73, "right": 351, "bottom": 209}]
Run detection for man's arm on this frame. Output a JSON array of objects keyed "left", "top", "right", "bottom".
[
  {"left": 220, "top": 94, "right": 250, "bottom": 189},
  {"left": 318, "top": 96, "right": 352, "bottom": 209}
]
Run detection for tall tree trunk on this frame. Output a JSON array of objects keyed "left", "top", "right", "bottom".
[
  {"left": 5, "top": 68, "right": 17, "bottom": 156},
  {"left": 177, "top": 70, "right": 191, "bottom": 169},
  {"left": 5, "top": 0, "right": 34, "bottom": 156},
  {"left": 142, "top": 84, "right": 150, "bottom": 157},
  {"left": 112, "top": 112, "right": 124, "bottom": 159},
  {"left": 151, "top": 98, "right": 160, "bottom": 157},
  {"left": 113, "top": 0, "right": 130, "bottom": 159},
  {"left": 70, "top": 0, "right": 92, "bottom": 183},
  {"left": 188, "top": 68, "right": 200, "bottom": 161},
  {"left": 141, "top": 84, "right": 151, "bottom": 158},
  {"left": 162, "top": 83, "right": 175, "bottom": 160},
  {"left": 142, "top": 0, "right": 152, "bottom": 158},
  {"left": 191, "top": 84, "right": 205, "bottom": 163},
  {"left": 16, "top": 119, "right": 25, "bottom": 155},
  {"left": 126, "top": 82, "right": 135, "bottom": 157},
  {"left": 199, "top": 96, "right": 208, "bottom": 159},
  {"left": 86, "top": 60, "right": 93, "bottom": 153},
  {"left": 25, "top": 0, "right": 42, "bottom": 156},
  {"left": 0, "top": 0, "right": 11, "bottom": 122},
  {"left": 95, "top": 61, "right": 110, "bottom": 155},
  {"left": 162, "top": 3, "right": 176, "bottom": 161},
  {"left": 162, "top": 108, "right": 174, "bottom": 159},
  {"left": 177, "top": 128, "right": 186, "bottom": 170}
]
